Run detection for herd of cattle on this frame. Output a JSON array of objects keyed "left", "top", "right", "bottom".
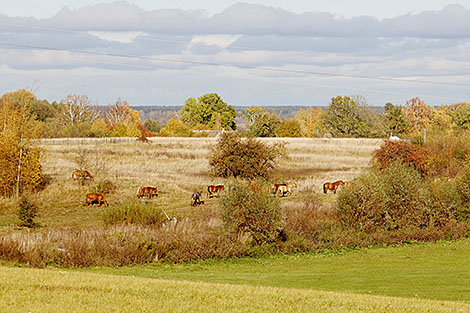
[{"left": 74, "top": 169, "right": 346, "bottom": 207}]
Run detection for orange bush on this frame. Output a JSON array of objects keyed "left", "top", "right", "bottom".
[{"left": 373, "top": 140, "right": 431, "bottom": 175}]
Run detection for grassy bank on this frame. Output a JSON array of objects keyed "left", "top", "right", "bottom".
[{"left": 1, "top": 265, "right": 469, "bottom": 313}]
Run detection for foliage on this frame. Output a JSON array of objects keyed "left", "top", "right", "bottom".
[
  {"left": 144, "top": 119, "right": 161, "bottom": 133},
  {"left": 295, "top": 107, "right": 324, "bottom": 137},
  {"left": 159, "top": 118, "right": 193, "bottom": 137},
  {"left": 242, "top": 106, "right": 281, "bottom": 137},
  {"left": 92, "top": 179, "right": 117, "bottom": 195},
  {"left": 455, "top": 167, "right": 470, "bottom": 220},
  {"left": 17, "top": 198, "right": 39, "bottom": 228},
  {"left": 103, "top": 205, "right": 165, "bottom": 226},
  {"left": 451, "top": 102, "right": 470, "bottom": 130},
  {"left": 373, "top": 140, "right": 431, "bottom": 175},
  {"left": 218, "top": 179, "right": 284, "bottom": 245},
  {"left": 0, "top": 90, "right": 43, "bottom": 197},
  {"left": 276, "top": 118, "right": 302, "bottom": 137},
  {"left": 323, "top": 96, "right": 370, "bottom": 137},
  {"left": 384, "top": 102, "right": 408, "bottom": 135},
  {"left": 403, "top": 97, "right": 433, "bottom": 134},
  {"left": 104, "top": 98, "right": 142, "bottom": 137},
  {"left": 180, "top": 93, "right": 236, "bottom": 130},
  {"left": 56, "top": 94, "right": 99, "bottom": 127},
  {"left": 208, "top": 132, "right": 285, "bottom": 179},
  {"left": 337, "top": 162, "right": 440, "bottom": 231}
]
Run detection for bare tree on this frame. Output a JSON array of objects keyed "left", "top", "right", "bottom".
[
  {"left": 104, "top": 98, "right": 132, "bottom": 128},
  {"left": 56, "top": 94, "right": 99, "bottom": 126}
]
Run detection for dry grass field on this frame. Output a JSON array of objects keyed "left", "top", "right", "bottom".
[{"left": 0, "top": 137, "right": 382, "bottom": 230}]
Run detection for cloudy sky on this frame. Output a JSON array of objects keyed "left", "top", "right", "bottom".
[{"left": 1, "top": 1, "right": 470, "bottom": 106}]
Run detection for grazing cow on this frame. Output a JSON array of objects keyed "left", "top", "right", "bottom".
[
  {"left": 137, "top": 186, "right": 158, "bottom": 199},
  {"left": 85, "top": 193, "right": 108, "bottom": 206},
  {"left": 191, "top": 191, "right": 204, "bottom": 206},
  {"left": 72, "top": 169, "right": 93, "bottom": 181},
  {"left": 323, "top": 180, "right": 345, "bottom": 194},
  {"left": 207, "top": 185, "right": 224, "bottom": 198}
]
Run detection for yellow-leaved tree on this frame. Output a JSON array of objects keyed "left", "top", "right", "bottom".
[{"left": 0, "top": 90, "right": 43, "bottom": 197}]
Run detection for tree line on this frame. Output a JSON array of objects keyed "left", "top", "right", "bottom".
[{"left": 2, "top": 89, "right": 470, "bottom": 140}]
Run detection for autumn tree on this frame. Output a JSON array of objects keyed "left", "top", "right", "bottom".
[
  {"left": 276, "top": 118, "right": 302, "bottom": 137},
  {"left": 0, "top": 90, "right": 43, "bottom": 197},
  {"left": 159, "top": 117, "right": 193, "bottom": 137},
  {"left": 242, "top": 106, "right": 280, "bottom": 137},
  {"left": 180, "top": 93, "right": 236, "bottom": 130},
  {"left": 403, "top": 97, "right": 433, "bottom": 134},
  {"left": 104, "top": 98, "right": 141, "bottom": 137},
  {"left": 295, "top": 107, "right": 324, "bottom": 137},
  {"left": 450, "top": 102, "right": 470, "bottom": 130},
  {"left": 56, "top": 94, "right": 99, "bottom": 127}
]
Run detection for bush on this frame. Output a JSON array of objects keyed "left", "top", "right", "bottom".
[
  {"left": 455, "top": 167, "right": 470, "bottom": 220},
  {"left": 218, "top": 180, "right": 285, "bottom": 245},
  {"left": 103, "top": 205, "right": 165, "bottom": 226},
  {"left": 337, "top": 162, "right": 437, "bottom": 231},
  {"left": 209, "top": 132, "right": 285, "bottom": 179},
  {"left": 17, "top": 198, "right": 39, "bottom": 228},
  {"left": 373, "top": 140, "right": 431, "bottom": 175},
  {"left": 92, "top": 179, "right": 117, "bottom": 195}
]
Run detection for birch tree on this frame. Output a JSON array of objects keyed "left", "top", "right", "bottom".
[{"left": 0, "top": 90, "right": 43, "bottom": 197}]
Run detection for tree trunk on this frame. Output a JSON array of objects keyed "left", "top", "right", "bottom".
[{"left": 16, "top": 147, "right": 23, "bottom": 197}]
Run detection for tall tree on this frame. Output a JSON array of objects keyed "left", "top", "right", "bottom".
[
  {"left": 324, "top": 96, "right": 366, "bottom": 137},
  {"left": 104, "top": 98, "right": 141, "bottom": 137},
  {"left": 384, "top": 102, "right": 408, "bottom": 135},
  {"left": 242, "top": 106, "right": 280, "bottom": 137},
  {"left": 180, "top": 93, "right": 236, "bottom": 130},
  {"left": 403, "top": 97, "right": 433, "bottom": 133},
  {"left": 0, "top": 90, "right": 43, "bottom": 197},
  {"left": 276, "top": 118, "right": 302, "bottom": 137},
  {"left": 56, "top": 94, "right": 99, "bottom": 126},
  {"left": 295, "top": 107, "right": 324, "bottom": 137}
]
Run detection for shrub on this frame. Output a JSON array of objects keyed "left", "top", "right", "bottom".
[
  {"left": 103, "top": 205, "right": 165, "bottom": 226},
  {"left": 17, "top": 198, "right": 39, "bottom": 228},
  {"left": 209, "top": 132, "right": 285, "bottom": 179},
  {"left": 455, "top": 167, "right": 470, "bottom": 220},
  {"left": 93, "top": 179, "right": 117, "bottom": 195},
  {"left": 218, "top": 180, "right": 285, "bottom": 245},
  {"left": 373, "top": 140, "right": 431, "bottom": 175},
  {"left": 337, "top": 162, "right": 437, "bottom": 231}
]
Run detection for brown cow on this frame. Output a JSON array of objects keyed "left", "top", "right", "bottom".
[
  {"left": 137, "top": 186, "right": 158, "bottom": 199},
  {"left": 72, "top": 170, "right": 93, "bottom": 181},
  {"left": 85, "top": 193, "right": 108, "bottom": 206},
  {"left": 207, "top": 185, "right": 224, "bottom": 198}
]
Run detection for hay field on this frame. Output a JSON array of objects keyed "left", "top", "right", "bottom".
[{"left": 0, "top": 137, "right": 382, "bottom": 230}]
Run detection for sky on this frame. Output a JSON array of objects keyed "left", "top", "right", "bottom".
[{"left": 1, "top": 1, "right": 470, "bottom": 106}]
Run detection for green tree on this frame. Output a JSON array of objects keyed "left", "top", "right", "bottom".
[
  {"left": 209, "top": 132, "right": 284, "bottom": 179},
  {"left": 144, "top": 119, "right": 160, "bottom": 133},
  {"left": 180, "top": 93, "right": 236, "bottom": 130},
  {"left": 324, "top": 96, "right": 367, "bottom": 137},
  {"left": 0, "top": 90, "right": 43, "bottom": 197},
  {"left": 384, "top": 102, "right": 408, "bottom": 135},
  {"left": 276, "top": 118, "right": 302, "bottom": 137},
  {"left": 242, "top": 106, "right": 280, "bottom": 137}
]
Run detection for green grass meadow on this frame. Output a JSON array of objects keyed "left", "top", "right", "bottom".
[{"left": 2, "top": 239, "right": 470, "bottom": 312}]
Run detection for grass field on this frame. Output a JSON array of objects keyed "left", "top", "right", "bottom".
[
  {"left": 2, "top": 137, "right": 470, "bottom": 311},
  {"left": 86, "top": 239, "right": 470, "bottom": 302},
  {"left": 2, "top": 240, "right": 470, "bottom": 312},
  {"left": 0, "top": 137, "right": 381, "bottom": 229}
]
